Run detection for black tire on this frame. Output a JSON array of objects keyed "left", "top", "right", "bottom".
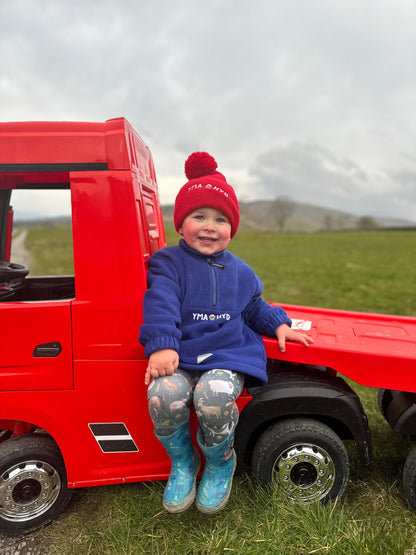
[
  {"left": 0, "top": 434, "right": 72, "bottom": 535},
  {"left": 403, "top": 445, "right": 416, "bottom": 510},
  {"left": 252, "top": 418, "right": 350, "bottom": 504},
  {"left": 377, "top": 388, "right": 392, "bottom": 422}
]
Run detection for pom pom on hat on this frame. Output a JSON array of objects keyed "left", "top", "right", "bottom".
[
  {"left": 174, "top": 152, "right": 240, "bottom": 238},
  {"left": 185, "top": 152, "right": 218, "bottom": 179}
]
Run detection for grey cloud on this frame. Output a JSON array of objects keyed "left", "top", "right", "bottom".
[
  {"left": 247, "top": 142, "right": 414, "bottom": 219},
  {"left": 0, "top": 0, "right": 416, "bottom": 222},
  {"left": 386, "top": 169, "right": 416, "bottom": 208}
]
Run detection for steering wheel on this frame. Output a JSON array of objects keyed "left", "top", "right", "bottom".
[{"left": 0, "top": 261, "right": 29, "bottom": 282}]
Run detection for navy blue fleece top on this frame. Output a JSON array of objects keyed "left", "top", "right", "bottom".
[{"left": 139, "top": 240, "right": 291, "bottom": 385}]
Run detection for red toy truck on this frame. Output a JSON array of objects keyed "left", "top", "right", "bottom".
[{"left": 0, "top": 117, "right": 413, "bottom": 535}]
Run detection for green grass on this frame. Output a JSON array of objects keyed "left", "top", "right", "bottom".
[
  {"left": 38, "top": 471, "right": 416, "bottom": 554},
  {"left": 19, "top": 226, "right": 416, "bottom": 553},
  {"left": 229, "top": 229, "right": 416, "bottom": 317},
  {"left": 24, "top": 223, "right": 74, "bottom": 276}
]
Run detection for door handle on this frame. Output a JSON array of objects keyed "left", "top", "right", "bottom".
[{"left": 33, "top": 342, "right": 63, "bottom": 358}]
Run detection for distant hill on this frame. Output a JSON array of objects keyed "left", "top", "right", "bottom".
[
  {"left": 15, "top": 215, "right": 71, "bottom": 226},
  {"left": 162, "top": 200, "right": 416, "bottom": 233},
  {"left": 14, "top": 202, "right": 415, "bottom": 233}
]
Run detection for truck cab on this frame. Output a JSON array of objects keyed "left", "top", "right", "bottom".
[{"left": 0, "top": 118, "right": 371, "bottom": 534}]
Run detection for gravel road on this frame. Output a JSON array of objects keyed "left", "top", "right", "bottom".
[
  {"left": 11, "top": 228, "right": 31, "bottom": 269},
  {"left": 0, "top": 533, "right": 53, "bottom": 555}
]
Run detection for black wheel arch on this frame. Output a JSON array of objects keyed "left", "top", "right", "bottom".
[
  {"left": 377, "top": 389, "right": 416, "bottom": 435},
  {"left": 235, "top": 364, "right": 372, "bottom": 472}
]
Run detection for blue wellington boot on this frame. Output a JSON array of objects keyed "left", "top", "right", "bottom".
[
  {"left": 156, "top": 425, "right": 200, "bottom": 513},
  {"left": 195, "top": 428, "right": 236, "bottom": 514}
]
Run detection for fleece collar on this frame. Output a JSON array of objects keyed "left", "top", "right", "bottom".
[{"left": 178, "top": 239, "right": 227, "bottom": 261}]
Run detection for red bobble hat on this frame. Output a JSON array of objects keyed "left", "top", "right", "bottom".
[{"left": 174, "top": 152, "right": 240, "bottom": 238}]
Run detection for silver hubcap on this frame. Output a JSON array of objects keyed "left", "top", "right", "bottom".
[
  {"left": 273, "top": 443, "right": 336, "bottom": 503},
  {"left": 0, "top": 460, "right": 61, "bottom": 522}
]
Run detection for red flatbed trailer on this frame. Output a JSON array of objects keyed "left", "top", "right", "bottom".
[{"left": 265, "top": 304, "right": 416, "bottom": 393}]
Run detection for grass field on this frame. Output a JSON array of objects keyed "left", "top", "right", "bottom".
[
  {"left": 25, "top": 223, "right": 75, "bottom": 276},
  {"left": 22, "top": 226, "right": 416, "bottom": 553}
]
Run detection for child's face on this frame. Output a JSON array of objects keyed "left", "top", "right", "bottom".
[{"left": 178, "top": 207, "right": 232, "bottom": 255}]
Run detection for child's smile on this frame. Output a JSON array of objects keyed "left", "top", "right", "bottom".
[{"left": 179, "top": 207, "right": 232, "bottom": 255}]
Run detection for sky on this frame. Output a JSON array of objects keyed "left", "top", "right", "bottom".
[{"left": 1, "top": 0, "right": 415, "bottom": 222}]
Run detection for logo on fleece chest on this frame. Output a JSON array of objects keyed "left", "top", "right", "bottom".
[{"left": 192, "top": 312, "right": 231, "bottom": 321}]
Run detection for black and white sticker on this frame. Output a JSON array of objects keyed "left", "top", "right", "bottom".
[{"left": 89, "top": 422, "right": 139, "bottom": 453}]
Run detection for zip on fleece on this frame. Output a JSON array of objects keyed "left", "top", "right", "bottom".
[{"left": 207, "top": 259, "right": 225, "bottom": 306}]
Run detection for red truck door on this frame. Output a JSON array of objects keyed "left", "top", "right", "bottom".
[
  {"left": 0, "top": 181, "right": 74, "bottom": 392},
  {"left": 0, "top": 300, "right": 73, "bottom": 392}
]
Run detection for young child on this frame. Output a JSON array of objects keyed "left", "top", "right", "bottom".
[{"left": 139, "top": 152, "right": 313, "bottom": 515}]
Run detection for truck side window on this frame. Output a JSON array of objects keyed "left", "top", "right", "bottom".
[
  {"left": 136, "top": 200, "right": 150, "bottom": 268},
  {"left": 141, "top": 187, "right": 163, "bottom": 256},
  {"left": 136, "top": 184, "right": 164, "bottom": 269}
]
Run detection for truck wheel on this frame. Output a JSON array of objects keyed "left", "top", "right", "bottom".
[
  {"left": 252, "top": 418, "right": 350, "bottom": 504},
  {"left": 403, "top": 445, "right": 416, "bottom": 510},
  {"left": 0, "top": 434, "right": 72, "bottom": 535},
  {"left": 377, "top": 388, "right": 392, "bottom": 422}
]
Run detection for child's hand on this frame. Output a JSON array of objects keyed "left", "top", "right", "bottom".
[
  {"left": 276, "top": 323, "right": 314, "bottom": 353},
  {"left": 144, "top": 349, "right": 179, "bottom": 385}
]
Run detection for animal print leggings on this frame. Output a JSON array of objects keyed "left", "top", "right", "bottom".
[{"left": 147, "top": 368, "right": 244, "bottom": 446}]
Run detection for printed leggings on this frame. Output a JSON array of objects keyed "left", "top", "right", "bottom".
[{"left": 147, "top": 368, "right": 244, "bottom": 446}]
